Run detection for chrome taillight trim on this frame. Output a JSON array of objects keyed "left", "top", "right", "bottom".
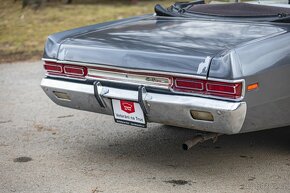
[
  {"left": 207, "top": 77, "right": 246, "bottom": 101},
  {"left": 63, "top": 66, "right": 85, "bottom": 76},
  {"left": 174, "top": 78, "right": 204, "bottom": 91},
  {"left": 170, "top": 79, "right": 245, "bottom": 102},
  {"left": 205, "top": 82, "right": 239, "bottom": 95},
  {"left": 44, "top": 63, "right": 63, "bottom": 73}
]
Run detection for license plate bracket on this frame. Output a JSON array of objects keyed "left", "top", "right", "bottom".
[{"left": 112, "top": 99, "right": 147, "bottom": 128}]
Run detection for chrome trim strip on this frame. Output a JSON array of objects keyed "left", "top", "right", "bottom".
[
  {"left": 87, "top": 68, "right": 172, "bottom": 89},
  {"left": 42, "top": 58, "right": 207, "bottom": 80},
  {"left": 87, "top": 77, "right": 171, "bottom": 90},
  {"left": 44, "top": 73, "right": 87, "bottom": 81},
  {"left": 169, "top": 88, "right": 243, "bottom": 102}
]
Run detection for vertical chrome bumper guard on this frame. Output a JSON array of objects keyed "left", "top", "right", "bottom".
[
  {"left": 138, "top": 85, "right": 150, "bottom": 115},
  {"left": 93, "top": 81, "right": 107, "bottom": 108}
]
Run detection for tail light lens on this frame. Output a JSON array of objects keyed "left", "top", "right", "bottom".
[
  {"left": 43, "top": 62, "right": 87, "bottom": 79},
  {"left": 44, "top": 62, "right": 62, "bottom": 73},
  {"left": 175, "top": 78, "right": 204, "bottom": 91},
  {"left": 173, "top": 77, "right": 243, "bottom": 99},
  {"left": 63, "top": 66, "right": 86, "bottom": 76}
]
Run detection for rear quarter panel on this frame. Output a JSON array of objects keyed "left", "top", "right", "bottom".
[{"left": 225, "top": 31, "right": 290, "bottom": 133}]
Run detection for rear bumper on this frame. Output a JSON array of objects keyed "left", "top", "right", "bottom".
[{"left": 41, "top": 78, "right": 247, "bottom": 134}]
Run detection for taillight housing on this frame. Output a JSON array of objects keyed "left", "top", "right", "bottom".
[
  {"left": 43, "top": 62, "right": 87, "bottom": 79},
  {"left": 173, "top": 77, "right": 243, "bottom": 100},
  {"left": 63, "top": 66, "right": 86, "bottom": 76},
  {"left": 44, "top": 62, "right": 62, "bottom": 73}
]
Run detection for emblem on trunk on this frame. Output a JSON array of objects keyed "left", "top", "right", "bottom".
[{"left": 145, "top": 77, "right": 168, "bottom": 83}]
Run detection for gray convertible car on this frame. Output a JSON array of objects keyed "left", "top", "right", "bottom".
[{"left": 41, "top": 0, "right": 290, "bottom": 148}]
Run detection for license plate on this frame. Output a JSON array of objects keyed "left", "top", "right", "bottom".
[{"left": 112, "top": 99, "right": 146, "bottom": 128}]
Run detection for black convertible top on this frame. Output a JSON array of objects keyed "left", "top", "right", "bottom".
[
  {"left": 155, "top": 2, "right": 290, "bottom": 21},
  {"left": 187, "top": 3, "right": 290, "bottom": 17}
]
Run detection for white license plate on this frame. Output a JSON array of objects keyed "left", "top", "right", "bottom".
[{"left": 112, "top": 99, "right": 146, "bottom": 128}]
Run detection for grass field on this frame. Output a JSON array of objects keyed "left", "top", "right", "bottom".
[{"left": 0, "top": 0, "right": 174, "bottom": 63}]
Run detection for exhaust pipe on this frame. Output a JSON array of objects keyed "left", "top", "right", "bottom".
[{"left": 182, "top": 133, "right": 222, "bottom": 150}]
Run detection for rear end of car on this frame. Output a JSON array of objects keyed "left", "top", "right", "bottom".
[
  {"left": 41, "top": 59, "right": 246, "bottom": 134},
  {"left": 40, "top": 15, "right": 287, "bottom": 134}
]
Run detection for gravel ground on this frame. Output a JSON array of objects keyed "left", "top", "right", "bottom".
[{"left": 0, "top": 61, "right": 290, "bottom": 193}]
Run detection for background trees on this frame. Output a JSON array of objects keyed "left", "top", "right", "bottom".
[{"left": 20, "top": 0, "right": 140, "bottom": 9}]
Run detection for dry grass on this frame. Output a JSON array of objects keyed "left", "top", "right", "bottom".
[{"left": 0, "top": 0, "right": 174, "bottom": 63}]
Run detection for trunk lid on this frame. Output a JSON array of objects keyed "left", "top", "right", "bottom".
[{"left": 57, "top": 17, "right": 285, "bottom": 76}]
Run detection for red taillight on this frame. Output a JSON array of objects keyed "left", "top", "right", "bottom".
[
  {"left": 175, "top": 79, "right": 204, "bottom": 91},
  {"left": 43, "top": 62, "right": 87, "bottom": 78},
  {"left": 206, "top": 82, "right": 241, "bottom": 95},
  {"left": 173, "top": 78, "right": 243, "bottom": 99},
  {"left": 63, "top": 66, "right": 86, "bottom": 76},
  {"left": 44, "top": 62, "right": 62, "bottom": 73}
]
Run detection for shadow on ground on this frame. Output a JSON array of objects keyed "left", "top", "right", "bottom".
[{"left": 79, "top": 124, "right": 290, "bottom": 172}]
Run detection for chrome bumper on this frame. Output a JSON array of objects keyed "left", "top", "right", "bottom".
[{"left": 41, "top": 78, "right": 247, "bottom": 134}]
